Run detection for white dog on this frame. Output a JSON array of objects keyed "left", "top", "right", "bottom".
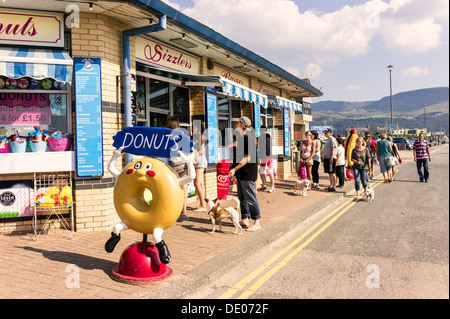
[
  {"left": 364, "top": 186, "right": 375, "bottom": 202},
  {"left": 205, "top": 196, "right": 242, "bottom": 235},
  {"left": 294, "top": 179, "right": 311, "bottom": 197}
]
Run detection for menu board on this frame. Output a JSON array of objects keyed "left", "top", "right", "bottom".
[
  {"left": 283, "top": 108, "right": 290, "bottom": 156},
  {"left": 205, "top": 91, "right": 218, "bottom": 164},
  {"left": 74, "top": 57, "right": 103, "bottom": 177},
  {"left": 254, "top": 105, "right": 261, "bottom": 137}
]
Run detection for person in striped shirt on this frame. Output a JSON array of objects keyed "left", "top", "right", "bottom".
[{"left": 413, "top": 133, "right": 431, "bottom": 182}]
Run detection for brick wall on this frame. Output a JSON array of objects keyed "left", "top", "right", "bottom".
[{"left": 70, "top": 13, "right": 134, "bottom": 232}]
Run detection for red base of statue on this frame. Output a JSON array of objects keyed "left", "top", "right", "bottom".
[{"left": 111, "top": 240, "right": 173, "bottom": 284}]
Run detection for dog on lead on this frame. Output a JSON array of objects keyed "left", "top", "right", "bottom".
[
  {"left": 205, "top": 196, "right": 242, "bottom": 235},
  {"left": 293, "top": 179, "right": 311, "bottom": 197},
  {"left": 364, "top": 186, "right": 375, "bottom": 202}
]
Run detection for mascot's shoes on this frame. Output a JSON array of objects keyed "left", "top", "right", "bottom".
[
  {"left": 156, "top": 240, "right": 171, "bottom": 264},
  {"left": 105, "top": 232, "right": 121, "bottom": 253}
]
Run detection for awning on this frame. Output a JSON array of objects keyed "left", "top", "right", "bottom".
[
  {"left": 136, "top": 64, "right": 268, "bottom": 108},
  {"left": 268, "top": 94, "right": 303, "bottom": 113},
  {"left": 0, "top": 47, "right": 73, "bottom": 83},
  {"left": 218, "top": 77, "right": 268, "bottom": 108}
]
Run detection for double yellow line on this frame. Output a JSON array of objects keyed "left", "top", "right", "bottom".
[{"left": 219, "top": 177, "right": 385, "bottom": 299}]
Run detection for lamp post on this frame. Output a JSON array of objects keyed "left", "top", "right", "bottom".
[
  {"left": 424, "top": 104, "right": 426, "bottom": 130},
  {"left": 387, "top": 65, "right": 394, "bottom": 128}
]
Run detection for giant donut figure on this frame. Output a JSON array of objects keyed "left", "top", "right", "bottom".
[
  {"left": 106, "top": 126, "right": 196, "bottom": 284},
  {"left": 114, "top": 158, "right": 183, "bottom": 234}
]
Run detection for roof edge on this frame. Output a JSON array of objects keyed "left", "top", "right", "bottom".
[{"left": 128, "top": 0, "right": 323, "bottom": 97}]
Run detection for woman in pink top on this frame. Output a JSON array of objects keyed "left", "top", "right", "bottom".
[{"left": 300, "top": 131, "right": 316, "bottom": 189}]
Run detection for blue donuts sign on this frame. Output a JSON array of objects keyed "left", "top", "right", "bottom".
[{"left": 112, "top": 126, "right": 193, "bottom": 157}]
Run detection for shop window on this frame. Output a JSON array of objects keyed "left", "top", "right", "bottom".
[
  {"left": 172, "top": 85, "right": 189, "bottom": 126},
  {"left": 135, "top": 76, "right": 146, "bottom": 120},
  {"left": 136, "top": 73, "right": 191, "bottom": 129},
  {"left": 149, "top": 112, "right": 168, "bottom": 128},
  {"left": 261, "top": 106, "right": 274, "bottom": 133},
  {"left": 294, "top": 124, "right": 302, "bottom": 141},
  {"left": 0, "top": 76, "right": 71, "bottom": 153},
  {"left": 231, "top": 100, "right": 241, "bottom": 118},
  {"left": 149, "top": 78, "right": 169, "bottom": 110},
  {"left": 218, "top": 97, "right": 229, "bottom": 114}
]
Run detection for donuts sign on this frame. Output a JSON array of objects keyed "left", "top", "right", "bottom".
[{"left": 112, "top": 127, "right": 193, "bottom": 157}]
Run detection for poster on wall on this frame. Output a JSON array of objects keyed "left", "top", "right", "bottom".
[
  {"left": 205, "top": 90, "right": 218, "bottom": 164},
  {"left": 74, "top": 57, "right": 104, "bottom": 177},
  {"left": 283, "top": 108, "right": 290, "bottom": 156},
  {"left": 0, "top": 180, "right": 35, "bottom": 219}
]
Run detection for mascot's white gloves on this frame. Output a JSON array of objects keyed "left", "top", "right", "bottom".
[
  {"left": 177, "top": 151, "right": 196, "bottom": 186},
  {"left": 108, "top": 146, "right": 125, "bottom": 179}
]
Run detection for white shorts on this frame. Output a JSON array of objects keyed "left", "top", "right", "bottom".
[{"left": 259, "top": 158, "right": 273, "bottom": 175}]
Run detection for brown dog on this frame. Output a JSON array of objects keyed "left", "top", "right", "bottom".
[{"left": 205, "top": 197, "right": 242, "bottom": 235}]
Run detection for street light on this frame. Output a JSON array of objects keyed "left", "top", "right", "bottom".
[{"left": 387, "top": 65, "right": 394, "bottom": 127}]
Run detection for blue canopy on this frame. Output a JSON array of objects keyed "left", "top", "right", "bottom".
[{"left": 0, "top": 47, "right": 73, "bottom": 83}]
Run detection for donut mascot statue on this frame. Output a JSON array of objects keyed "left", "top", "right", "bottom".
[{"left": 105, "top": 126, "right": 195, "bottom": 284}]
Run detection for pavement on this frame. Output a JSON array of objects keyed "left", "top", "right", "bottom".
[{"left": 0, "top": 147, "right": 433, "bottom": 299}]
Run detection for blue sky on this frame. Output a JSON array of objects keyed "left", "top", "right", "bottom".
[{"left": 163, "top": 0, "right": 449, "bottom": 103}]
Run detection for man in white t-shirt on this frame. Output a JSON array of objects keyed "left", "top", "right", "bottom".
[{"left": 335, "top": 136, "right": 346, "bottom": 188}]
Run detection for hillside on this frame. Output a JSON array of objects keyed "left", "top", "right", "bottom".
[
  {"left": 312, "top": 87, "right": 448, "bottom": 113},
  {"left": 311, "top": 87, "right": 449, "bottom": 136}
]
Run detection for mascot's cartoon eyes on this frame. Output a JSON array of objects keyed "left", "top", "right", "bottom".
[
  {"left": 134, "top": 161, "right": 142, "bottom": 170},
  {"left": 145, "top": 163, "right": 152, "bottom": 170}
]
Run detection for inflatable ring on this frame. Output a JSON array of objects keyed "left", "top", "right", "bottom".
[{"left": 113, "top": 157, "right": 184, "bottom": 234}]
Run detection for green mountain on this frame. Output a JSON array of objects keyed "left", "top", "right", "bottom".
[{"left": 311, "top": 87, "right": 449, "bottom": 136}]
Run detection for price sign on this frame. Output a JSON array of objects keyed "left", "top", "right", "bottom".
[{"left": 0, "top": 105, "right": 50, "bottom": 125}]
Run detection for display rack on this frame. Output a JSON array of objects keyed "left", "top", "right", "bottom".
[{"left": 33, "top": 171, "right": 74, "bottom": 239}]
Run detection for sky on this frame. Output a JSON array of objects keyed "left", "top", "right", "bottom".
[{"left": 163, "top": 0, "right": 449, "bottom": 102}]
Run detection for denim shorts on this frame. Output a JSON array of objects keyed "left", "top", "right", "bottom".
[
  {"left": 378, "top": 156, "right": 391, "bottom": 173},
  {"left": 196, "top": 154, "right": 208, "bottom": 169}
]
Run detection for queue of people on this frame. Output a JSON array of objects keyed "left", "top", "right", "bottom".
[
  {"left": 168, "top": 115, "right": 431, "bottom": 234},
  {"left": 295, "top": 129, "right": 431, "bottom": 198}
]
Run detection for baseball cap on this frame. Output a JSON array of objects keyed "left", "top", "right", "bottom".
[{"left": 239, "top": 116, "right": 252, "bottom": 127}]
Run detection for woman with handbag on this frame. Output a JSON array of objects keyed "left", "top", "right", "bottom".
[
  {"left": 387, "top": 136, "right": 401, "bottom": 181},
  {"left": 351, "top": 137, "right": 372, "bottom": 197}
]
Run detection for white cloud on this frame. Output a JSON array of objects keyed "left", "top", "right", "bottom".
[
  {"left": 380, "top": 17, "right": 443, "bottom": 53},
  {"left": 304, "top": 63, "right": 323, "bottom": 78},
  {"left": 346, "top": 84, "right": 363, "bottom": 91},
  {"left": 161, "top": 0, "right": 181, "bottom": 10},
  {"left": 176, "top": 0, "right": 447, "bottom": 80},
  {"left": 402, "top": 66, "right": 430, "bottom": 77}
]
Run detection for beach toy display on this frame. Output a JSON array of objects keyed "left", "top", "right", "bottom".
[
  {"left": 8, "top": 132, "right": 27, "bottom": 153},
  {"left": 27, "top": 126, "right": 49, "bottom": 152},
  {"left": 36, "top": 186, "right": 72, "bottom": 208},
  {"left": 0, "top": 136, "right": 8, "bottom": 153},
  {"left": 47, "top": 131, "right": 72, "bottom": 151}
]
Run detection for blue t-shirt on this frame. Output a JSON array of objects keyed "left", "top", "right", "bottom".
[{"left": 377, "top": 140, "right": 390, "bottom": 157}]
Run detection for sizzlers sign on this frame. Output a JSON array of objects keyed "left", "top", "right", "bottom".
[
  {"left": 135, "top": 36, "right": 200, "bottom": 73},
  {"left": 113, "top": 127, "right": 193, "bottom": 158}
]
